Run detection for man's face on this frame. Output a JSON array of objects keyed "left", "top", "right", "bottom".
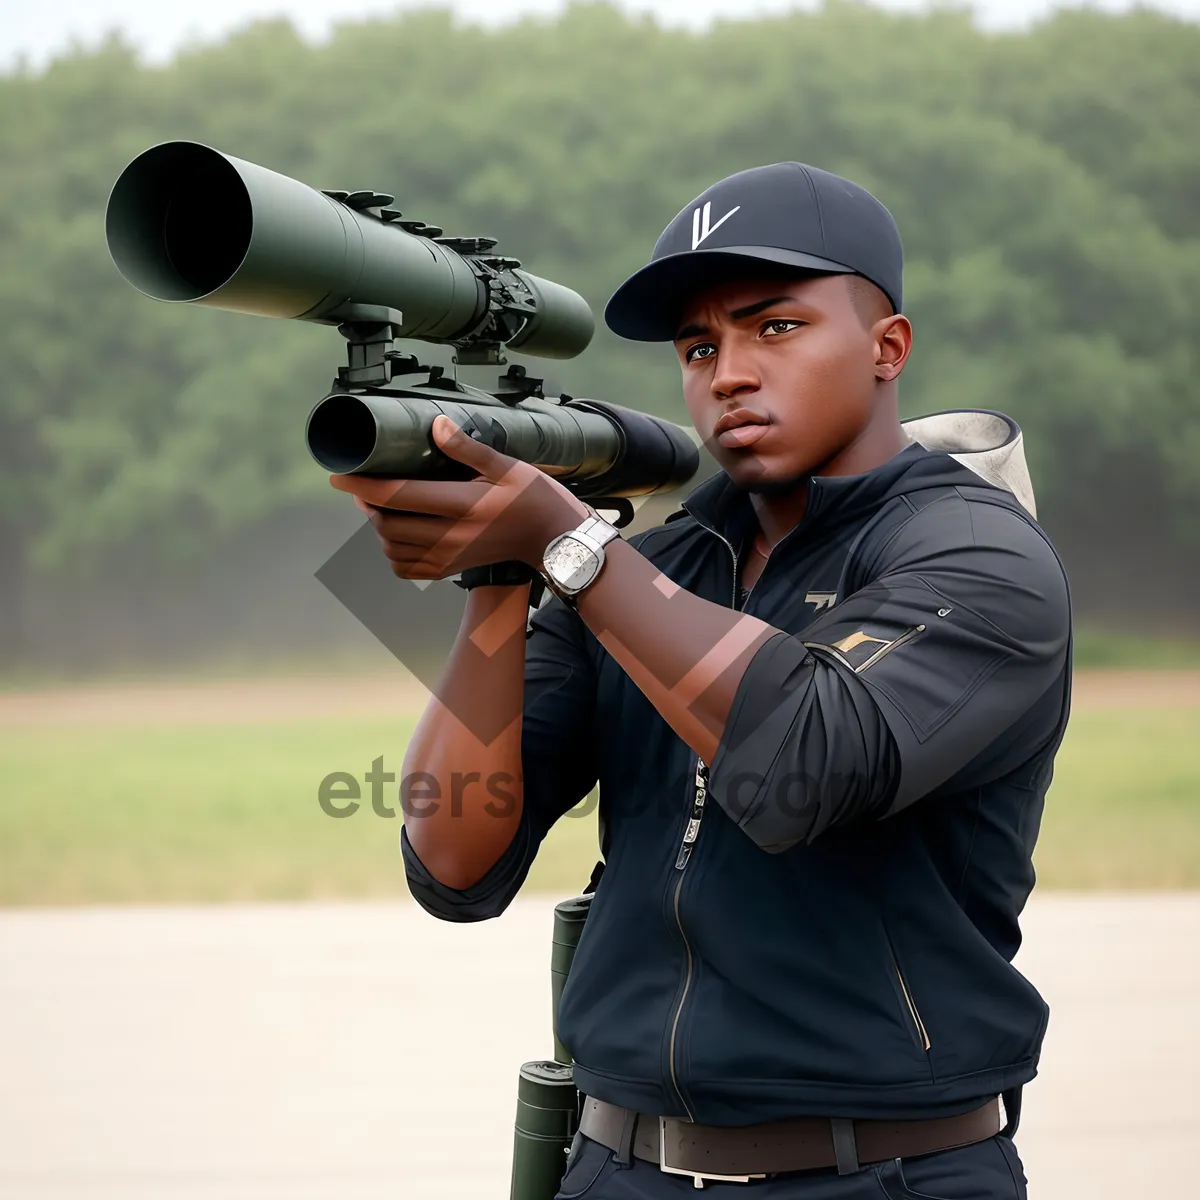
[{"left": 674, "top": 273, "right": 888, "bottom": 491}]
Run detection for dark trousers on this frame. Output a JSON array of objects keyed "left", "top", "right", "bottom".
[{"left": 554, "top": 1132, "right": 1028, "bottom": 1200}]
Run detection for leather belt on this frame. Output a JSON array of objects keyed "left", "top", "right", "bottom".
[{"left": 577, "top": 1095, "right": 1002, "bottom": 1186}]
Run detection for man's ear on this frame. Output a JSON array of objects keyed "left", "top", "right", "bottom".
[{"left": 874, "top": 315, "right": 913, "bottom": 382}]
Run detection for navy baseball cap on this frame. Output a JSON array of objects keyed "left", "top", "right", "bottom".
[{"left": 604, "top": 162, "right": 903, "bottom": 341}]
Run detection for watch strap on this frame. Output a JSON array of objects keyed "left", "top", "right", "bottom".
[
  {"left": 571, "top": 513, "right": 622, "bottom": 554},
  {"left": 454, "top": 560, "right": 546, "bottom": 613},
  {"left": 454, "top": 561, "right": 540, "bottom": 589}
]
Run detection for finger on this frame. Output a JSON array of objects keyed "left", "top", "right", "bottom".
[
  {"left": 391, "top": 560, "right": 444, "bottom": 581},
  {"left": 330, "top": 474, "right": 395, "bottom": 508},
  {"left": 379, "top": 542, "right": 453, "bottom": 579},
  {"left": 382, "top": 551, "right": 441, "bottom": 580},
  {"left": 332, "top": 472, "right": 490, "bottom": 515},
  {"left": 370, "top": 478, "right": 491, "bottom": 516},
  {"left": 372, "top": 510, "right": 459, "bottom": 548},
  {"left": 431, "top": 415, "right": 512, "bottom": 481},
  {"left": 331, "top": 474, "right": 397, "bottom": 505}
]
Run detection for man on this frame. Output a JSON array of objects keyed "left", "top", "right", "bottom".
[{"left": 333, "top": 163, "right": 1071, "bottom": 1199}]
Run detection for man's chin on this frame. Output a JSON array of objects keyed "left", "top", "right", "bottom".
[{"left": 724, "top": 457, "right": 811, "bottom": 497}]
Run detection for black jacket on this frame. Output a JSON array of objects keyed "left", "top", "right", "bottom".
[{"left": 402, "top": 410, "right": 1073, "bottom": 1124}]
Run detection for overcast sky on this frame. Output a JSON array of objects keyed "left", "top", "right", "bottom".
[{"left": 3, "top": 0, "right": 1198, "bottom": 73}]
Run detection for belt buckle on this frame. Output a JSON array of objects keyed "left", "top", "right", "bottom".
[{"left": 658, "top": 1117, "right": 767, "bottom": 1189}]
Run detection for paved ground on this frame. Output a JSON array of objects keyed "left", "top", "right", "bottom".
[
  {"left": 0, "top": 895, "right": 1196, "bottom": 1198},
  {"left": 1, "top": 668, "right": 1197, "bottom": 728}
]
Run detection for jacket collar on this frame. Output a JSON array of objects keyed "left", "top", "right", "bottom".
[
  {"left": 678, "top": 409, "right": 1037, "bottom": 546},
  {"left": 681, "top": 441, "right": 930, "bottom": 549}
]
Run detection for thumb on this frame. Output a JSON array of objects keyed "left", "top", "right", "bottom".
[{"left": 431, "top": 414, "right": 504, "bottom": 479}]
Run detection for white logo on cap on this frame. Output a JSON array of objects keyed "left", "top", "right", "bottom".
[{"left": 691, "top": 201, "right": 740, "bottom": 249}]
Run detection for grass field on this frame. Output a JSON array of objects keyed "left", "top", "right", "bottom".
[{"left": 1, "top": 699, "right": 1197, "bottom": 905}]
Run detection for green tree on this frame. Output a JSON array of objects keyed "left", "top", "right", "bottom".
[{"left": 1, "top": 3, "right": 1197, "bottom": 669}]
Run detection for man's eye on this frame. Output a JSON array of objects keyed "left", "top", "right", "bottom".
[
  {"left": 762, "top": 320, "right": 802, "bottom": 337},
  {"left": 686, "top": 343, "right": 716, "bottom": 363}
]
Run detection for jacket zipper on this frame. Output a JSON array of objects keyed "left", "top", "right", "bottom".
[
  {"left": 664, "top": 527, "right": 741, "bottom": 1121},
  {"left": 891, "top": 952, "right": 931, "bottom": 1051},
  {"left": 665, "top": 759, "right": 707, "bottom": 1121},
  {"left": 666, "top": 499, "right": 925, "bottom": 1111}
]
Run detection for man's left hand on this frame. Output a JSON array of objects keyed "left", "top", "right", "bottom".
[{"left": 329, "top": 414, "right": 592, "bottom": 580}]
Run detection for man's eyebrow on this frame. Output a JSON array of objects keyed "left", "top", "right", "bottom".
[
  {"left": 673, "top": 296, "right": 797, "bottom": 341},
  {"left": 729, "top": 295, "right": 796, "bottom": 321}
]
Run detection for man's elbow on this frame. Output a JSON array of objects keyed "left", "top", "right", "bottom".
[
  {"left": 406, "top": 878, "right": 515, "bottom": 924},
  {"left": 413, "top": 845, "right": 499, "bottom": 893},
  {"left": 400, "top": 821, "right": 531, "bottom": 922},
  {"left": 725, "top": 766, "right": 884, "bottom": 852}
]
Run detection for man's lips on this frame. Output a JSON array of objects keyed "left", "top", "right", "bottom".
[{"left": 713, "top": 409, "right": 771, "bottom": 449}]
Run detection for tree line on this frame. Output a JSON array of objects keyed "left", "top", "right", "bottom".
[{"left": 1, "top": 1, "right": 1198, "bottom": 671}]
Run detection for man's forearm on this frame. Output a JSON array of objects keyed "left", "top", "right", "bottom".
[
  {"left": 402, "top": 584, "right": 531, "bottom": 890},
  {"left": 574, "top": 539, "right": 778, "bottom": 764}
]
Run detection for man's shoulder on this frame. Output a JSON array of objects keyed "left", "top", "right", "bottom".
[
  {"left": 860, "top": 482, "right": 1071, "bottom": 645},
  {"left": 874, "top": 480, "right": 1063, "bottom": 575}
]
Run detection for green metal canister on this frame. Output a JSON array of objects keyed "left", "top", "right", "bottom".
[
  {"left": 509, "top": 893, "right": 594, "bottom": 1200},
  {"left": 509, "top": 1060, "right": 580, "bottom": 1200},
  {"left": 550, "top": 895, "right": 592, "bottom": 1065}
]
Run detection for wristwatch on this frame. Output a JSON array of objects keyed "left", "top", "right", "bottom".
[{"left": 540, "top": 508, "right": 621, "bottom": 602}]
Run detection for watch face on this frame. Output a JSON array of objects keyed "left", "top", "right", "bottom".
[{"left": 545, "top": 536, "right": 599, "bottom": 593}]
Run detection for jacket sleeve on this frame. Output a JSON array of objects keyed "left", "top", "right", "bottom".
[
  {"left": 401, "top": 594, "right": 599, "bottom": 920},
  {"left": 707, "top": 495, "right": 1071, "bottom": 853}
]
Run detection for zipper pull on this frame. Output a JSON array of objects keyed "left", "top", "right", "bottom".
[{"left": 674, "top": 759, "right": 710, "bottom": 871}]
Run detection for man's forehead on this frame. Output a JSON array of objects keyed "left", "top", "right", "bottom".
[{"left": 675, "top": 272, "right": 841, "bottom": 324}]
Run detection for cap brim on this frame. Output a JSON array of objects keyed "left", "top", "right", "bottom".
[{"left": 604, "top": 247, "right": 856, "bottom": 342}]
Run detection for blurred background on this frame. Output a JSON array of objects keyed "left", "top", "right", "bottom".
[
  {"left": 0, "top": 2, "right": 1197, "bottom": 1197},
  {"left": 2, "top": 0, "right": 1198, "bottom": 900}
]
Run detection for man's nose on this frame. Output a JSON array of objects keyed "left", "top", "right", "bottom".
[{"left": 710, "top": 338, "right": 760, "bottom": 400}]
